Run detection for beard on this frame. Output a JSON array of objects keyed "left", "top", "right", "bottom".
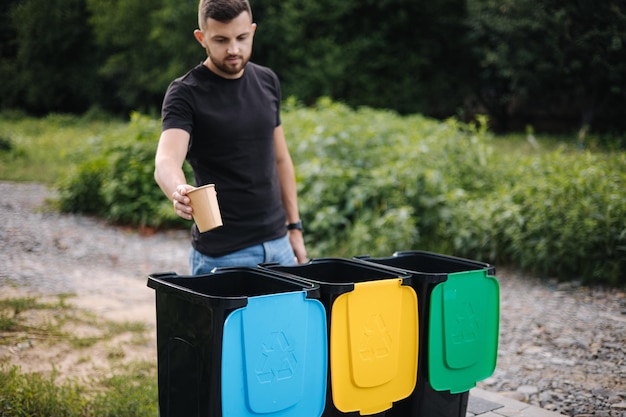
[{"left": 208, "top": 53, "right": 250, "bottom": 76}]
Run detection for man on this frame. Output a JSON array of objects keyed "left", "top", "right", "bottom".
[{"left": 154, "top": 0, "right": 307, "bottom": 274}]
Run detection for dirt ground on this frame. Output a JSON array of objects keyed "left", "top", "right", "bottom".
[{"left": 0, "top": 269, "right": 162, "bottom": 384}]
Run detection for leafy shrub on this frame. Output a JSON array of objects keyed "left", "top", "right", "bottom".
[
  {"left": 435, "top": 150, "right": 626, "bottom": 285},
  {"left": 0, "top": 365, "right": 87, "bottom": 416},
  {"left": 0, "top": 135, "right": 12, "bottom": 152},
  {"left": 285, "top": 99, "right": 625, "bottom": 285},
  {"left": 0, "top": 363, "right": 157, "bottom": 417},
  {"left": 0, "top": 134, "right": 26, "bottom": 158},
  {"left": 285, "top": 99, "right": 421, "bottom": 256},
  {"left": 57, "top": 112, "right": 190, "bottom": 229},
  {"left": 57, "top": 100, "right": 626, "bottom": 285},
  {"left": 505, "top": 152, "right": 625, "bottom": 284},
  {"left": 58, "top": 158, "right": 107, "bottom": 215},
  {"left": 285, "top": 99, "right": 497, "bottom": 258}
]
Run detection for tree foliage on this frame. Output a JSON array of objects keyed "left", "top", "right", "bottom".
[
  {"left": 3, "top": 0, "right": 101, "bottom": 114},
  {"left": 254, "top": 0, "right": 472, "bottom": 116},
  {"left": 86, "top": 0, "right": 200, "bottom": 113},
  {"left": 467, "top": 0, "right": 626, "bottom": 132},
  {"left": 0, "top": 0, "right": 625, "bottom": 133}
]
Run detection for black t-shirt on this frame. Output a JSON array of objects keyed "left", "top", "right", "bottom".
[{"left": 161, "top": 62, "right": 287, "bottom": 256}]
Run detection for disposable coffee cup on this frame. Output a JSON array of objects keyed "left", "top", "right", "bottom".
[{"left": 187, "top": 184, "right": 223, "bottom": 233}]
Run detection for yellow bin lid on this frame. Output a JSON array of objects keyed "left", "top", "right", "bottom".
[{"left": 330, "top": 278, "right": 418, "bottom": 415}]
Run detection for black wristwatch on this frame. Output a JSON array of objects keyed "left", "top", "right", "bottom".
[{"left": 286, "top": 220, "right": 303, "bottom": 231}]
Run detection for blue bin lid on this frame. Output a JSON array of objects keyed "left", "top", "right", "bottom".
[{"left": 221, "top": 291, "right": 328, "bottom": 417}]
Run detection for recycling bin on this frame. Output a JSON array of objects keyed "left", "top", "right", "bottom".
[
  {"left": 147, "top": 267, "right": 328, "bottom": 417},
  {"left": 262, "top": 258, "right": 418, "bottom": 417},
  {"left": 357, "top": 251, "right": 499, "bottom": 417}
]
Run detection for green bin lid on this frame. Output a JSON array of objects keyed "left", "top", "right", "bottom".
[{"left": 428, "top": 269, "right": 499, "bottom": 393}]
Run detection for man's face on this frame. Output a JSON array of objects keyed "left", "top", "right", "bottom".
[{"left": 195, "top": 12, "right": 256, "bottom": 79}]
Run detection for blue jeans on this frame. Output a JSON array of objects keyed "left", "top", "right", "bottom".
[{"left": 189, "top": 234, "right": 296, "bottom": 275}]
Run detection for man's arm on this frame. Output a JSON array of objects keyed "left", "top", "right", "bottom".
[
  {"left": 154, "top": 128, "right": 194, "bottom": 220},
  {"left": 274, "top": 125, "right": 308, "bottom": 263}
]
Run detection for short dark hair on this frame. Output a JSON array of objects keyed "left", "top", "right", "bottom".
[{"left": 198, "top": 0, "right": 252, "bottom": 30}]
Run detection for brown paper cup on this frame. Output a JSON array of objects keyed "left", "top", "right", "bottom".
[{"left": 187, "top": 184, "right": 223, "bottom": 233}]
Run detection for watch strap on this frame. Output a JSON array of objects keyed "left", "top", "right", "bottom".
[{"left": 286, "top": 220, "right": 303, "bottom": 231}]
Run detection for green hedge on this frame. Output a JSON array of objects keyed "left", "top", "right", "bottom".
[
  {"left": 57, "top": 112, "right": 192, "bottom": 230},
  {"left": 57, "top": 100, "right": 626, "bottom": 285},
  {"left": 443, "top": 152, "right": 626, "bottom": 285}
]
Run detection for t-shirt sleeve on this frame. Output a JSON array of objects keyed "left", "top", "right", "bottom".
[
  {"left": 161, "top": 80, "right": 194, "bottom": 134},
  {"left": 271, "top": 71, "right": 282, "bottom": 127}
]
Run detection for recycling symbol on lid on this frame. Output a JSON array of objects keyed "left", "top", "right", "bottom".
[
  {"left": 451, "top": 302, "right": 479, "bottom": 345},
  {"left": 255, "top": 331, "right": 297, "bottom": 384},
  {"left": 359, "top": 313, "right": 392, "bottom": 360}
]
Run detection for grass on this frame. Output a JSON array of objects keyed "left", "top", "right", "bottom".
[
  {"left": 0, "top": 362, "right": 158, "bottom": 417},
  {"left": 0, "top": 295, "right": 68, "bottom": 335},
  {"left": 489, "top": 125, "right": 625, "bottom": 154},
  {"left": 0, "top": 111, "right": 127, "bottom": 184},
  {"left": 0, "top": 292, "right": 158, "bottom": 416}
]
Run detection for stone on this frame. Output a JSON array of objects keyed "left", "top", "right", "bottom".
[
  {"left": 517, "top": 385, "right": 539, "bottom": 396},
  {"left": 612, "top": 402, "right": 626, "bottom": 411},
  {"left": 499, "top": 391, "right": 526, "bottom": 402}
]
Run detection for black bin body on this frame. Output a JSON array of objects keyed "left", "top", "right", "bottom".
[
  {"left": 147, "top": 267, "right": 324, "bottom": 417},
  {"left": 357, "top": 251, "right": 495, "bottom": 417},
  {"left": 262, "top": 258, "right": 416, "bottom": 417}
]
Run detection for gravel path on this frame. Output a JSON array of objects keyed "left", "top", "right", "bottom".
[
  {"left": 0, "top": 181, "right": 190, "bottom": 322},
  {"left": 1, "top": 181, "right": 625, "bottom": 416}
]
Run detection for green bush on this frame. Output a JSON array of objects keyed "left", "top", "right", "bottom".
[
  {"left": 285, "top": 99, "right": 625, "bottom": 285},
  {"left": 57, "top": 100, "right": 626, "bottom": 285},
  {"left": 0, "top": 366, "right": 87, "bottom": 416},
  {"left": 0, "top": 363, "right": 158, "bottom": 417},
  {"left": 58, "top": 157, "right": 107, "bottom": 215},
  {"left": 285, "top": 100, "right": 497, "bottom": 258},
  {"left": 504, "top": 152, "right": 625, "bottom": 284},
  {"left": 57, "top": 112, "right": 191, "bottom": 229},
  {"left": 424, "top": 150, "right": 626, "bottom": 286}
]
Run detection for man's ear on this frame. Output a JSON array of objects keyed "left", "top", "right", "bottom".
[{"left": 193, "top": 29, "right": 205, "bottom": 47}]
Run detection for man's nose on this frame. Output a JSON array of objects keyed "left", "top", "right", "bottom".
[{"left": 227, "top": 41, "right": 240, "bottom": 54}]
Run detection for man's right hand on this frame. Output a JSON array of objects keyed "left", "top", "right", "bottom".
[{"left": 172, "top": 184, "right": 195, "bottom": 220}]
